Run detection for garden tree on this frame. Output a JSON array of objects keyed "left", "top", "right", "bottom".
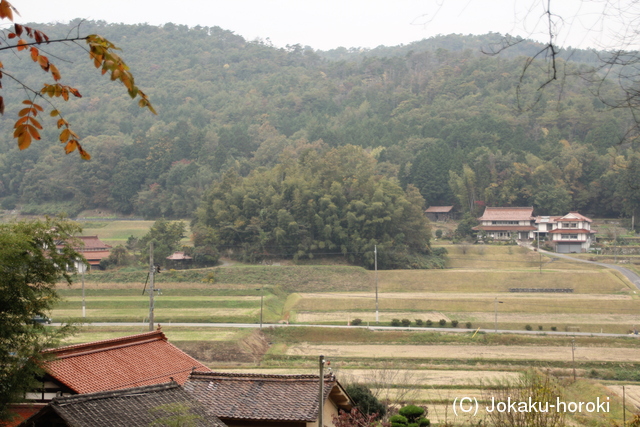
[
  {"left": 0, "top": 0, "right": 154, "bottom": 159},
  {"left": 344, "top": 384, "right": 386, "bottom": 419},
  {"left": 138, "top": 219, "right": 187, "bottom": 265},
  {"left": 390, "top": 404, "right": 429, "bottom": 427},
  {"left": 0, "top": 218, "right": 81, "bottom": 422}
]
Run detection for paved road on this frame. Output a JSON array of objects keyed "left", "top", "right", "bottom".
[{"left": 537, "top": 249, "right": 640, "bottom": 290}]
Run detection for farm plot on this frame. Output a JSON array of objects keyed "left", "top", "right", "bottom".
[
  {"left": 285, "top": 344, "right": 640, "bottom": 363},
  {"left": 376, "top": 269, "right": 626, "bottom": 294}
]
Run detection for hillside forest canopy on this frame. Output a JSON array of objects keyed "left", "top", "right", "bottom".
[{"left": 0, "top": 22, "right": 639, "bottom": 265}]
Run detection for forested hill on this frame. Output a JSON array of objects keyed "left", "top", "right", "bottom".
[{"left": 0, "top": 21, "right": 634, "bottom": 220}]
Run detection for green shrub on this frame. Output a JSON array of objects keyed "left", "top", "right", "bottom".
[
  {"left": 391, "top": 319, "right": 401, "bottom": 327},
  {"left": 551, "top": 326, "right": 557, "bottom": 331},
  {"left": 465, "top": 321, "right": 472, "bottom": 329},
  {"left": 435, "top": 229, "right": 443, "bottom": 238},
  {"left": 439, "top": 319, "right": 447, "bottom": 326},
  {"left": 525, "top": 324, "right": 533, "bottom": 331},
  {"left": 415, "top": 319, "right": 423, "bottom": 326},
  {"left": 351, "top": 318, "right": 362, "bottom": 326},
  {"left": 538, "top": 325, "right": 543, "bottom": 330},
  {"left": 425, "top": 319, "right": 433, "bottom": 327},
  {"left": 451, "top": 320, "right": 459, "bottom": 327},
  {"left": 401, "top": 318, "right": 411, "bottom": 327}
]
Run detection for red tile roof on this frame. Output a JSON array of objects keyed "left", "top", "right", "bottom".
[
  {"left": 184, "top": 372, "right": 352, "bottom": 423},
  {"left": 425, "top": 206, "right": 453, "bottom": 213},
  {"left": 43, "top": 330, "right": 210, "bottom": 394},
  {"left": 478, "top": 207, "right": 535, "bottom": 221},
  {"left": 2, "top": 404, "right": 45, "bottom": 427}
]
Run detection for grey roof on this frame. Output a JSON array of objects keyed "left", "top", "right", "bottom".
[
  {"left": 184, "top": 371, "right": 353, "bottom": 422},
  {"left": 19, "top": 382, "right": 226, "bottom": 427}
]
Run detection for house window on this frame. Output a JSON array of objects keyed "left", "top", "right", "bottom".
[
  {"left": 561, "top": 234, "right": 578, "bottom": 239},
  {"left": 492, "top": 221, "right": 519, "bottom": 225}
]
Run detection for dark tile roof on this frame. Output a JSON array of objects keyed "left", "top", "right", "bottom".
[
  {"left": 18, "top": 382, "right": 226, "bottom": 427},
  {"left": 425, "top": 206, "right": 453, "bottom": 213},
  {"left": 184, "top": 372, "right": 352, "bottom": 423},
  {"left": 43, "top": 330, "right": 211, "bottom": 393}
]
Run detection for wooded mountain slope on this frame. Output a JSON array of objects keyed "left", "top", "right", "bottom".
[{"left": 0, "top": 22, "right": 634, "bottom": 220}]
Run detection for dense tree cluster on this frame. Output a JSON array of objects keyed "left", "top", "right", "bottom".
[
  {"left": 195, "top": 145, "right": 435, "bottom": 269},
  {"left": 0, "top": 22, "right": 636, "bottom": 222}
]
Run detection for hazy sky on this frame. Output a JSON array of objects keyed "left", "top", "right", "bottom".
[{"left": 11, "top": 0, "right": 636, "bottom": 51}]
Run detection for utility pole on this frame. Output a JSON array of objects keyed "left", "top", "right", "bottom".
[
  {"left": 623, "top": 385, "right": 627, "bottom": 426},
  {"left": 318, "top": 355, "right": 325, "bottom": 427},
  {"left": 374, "top": 245, "right": 379, "bottom": 324},
  {"left": 571, "top": 339, "right": 576, "bottom": 381},
  {"left": 260, "top": 283, "right": 264, "bottom": 329},
  {"left": 494, "top": 297, "right": 503, "bottom": 333},
  {"left": 81, "top": 265, "right": 86, "bottom": 318},
  {"left": 538, "top": 233, "right": 542, "bottom": 274},
  {"left": 148, "top": 241, "right": 155, "bottom": 331}
]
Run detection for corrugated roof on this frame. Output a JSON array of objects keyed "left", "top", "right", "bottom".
[
  {"left": 19, "top": 382, "right": 226, "bottom": 427},
  {"left": 43, "top": 330, "right": 211, "bottom": 394},
  {"left": 478, "top": 207, "right": 535, "bottom": 221},
  {"left": 184, "top": 372, "right": 352, "bottom": 422}
]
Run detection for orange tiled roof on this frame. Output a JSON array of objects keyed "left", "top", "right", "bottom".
[
  {"left": 185, "top": 372, "right": 352, "bottom": 423},
  {"left": 2, "top": 404, "right": 45, "bottom": 427},
  {"left": 478, "top": 207, "right": 535, "bottom": 221},
  {"left": 43, "top": 330, "right": 211, "bottom": 394}
]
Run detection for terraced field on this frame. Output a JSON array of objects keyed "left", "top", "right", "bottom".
[{"left": 52, "top": 242, "right": 640, "bottom": 426}]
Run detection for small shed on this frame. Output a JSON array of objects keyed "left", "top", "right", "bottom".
[
  {"left": 166, "top": 251, "right": 193, "bottom": 269},
  {"left": 425, "top": 206, "right": 454, "bottom": 222}
]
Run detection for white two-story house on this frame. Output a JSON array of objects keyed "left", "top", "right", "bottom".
[
  {"left": 474, "top": 208, "right": 596, "bottom": 253},
  {"left": 543, "top": 212, "right": 596, "bottom": 253}
]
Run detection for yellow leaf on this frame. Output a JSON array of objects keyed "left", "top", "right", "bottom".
[
  {"left": 17, "top": 130, "right": 31, "bottom": 150},
  {"left": 27, "top": 124, "right": 40, "bottom": 140},
  {"left": 50, "top": 109, "right": 59, "bottom": 117},
  {"left": 78, "top": 145, "right": 91, "bottom": 161},
  {"left": 50, "top": 64, "right": 61, "bottom": 81},
  {"left": 59, "top": 128, "right": 70, "bottom": 142},
  {"left": 64, "top": 140, "right": 77, "bottom": 154}
]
